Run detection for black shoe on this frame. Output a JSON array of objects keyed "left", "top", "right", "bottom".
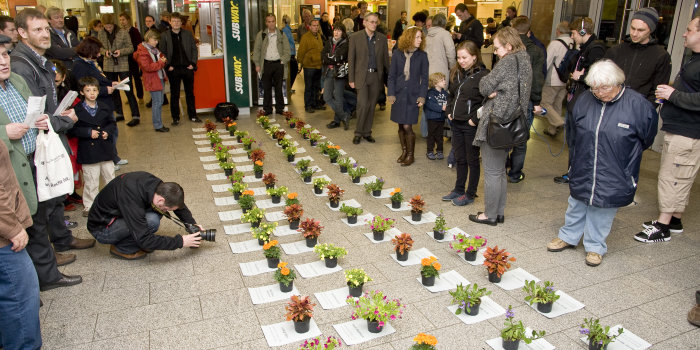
[
  {"left": 155, "top": 127, "right": 170, "bottom": 132},
  {"left": 642, "top": 219, "right": 683, "bottom": 234},
  {"left": 315, "top": 105, "right": 327, "bottom": 110},
  {"left": 305, "top": 108, "right": 315, "bottom": 113},
  {"left": 554, "top": 173, "right": 569, "bottom": 184},
  {"left": 115, "top": 115, "right": 125, "bottom": 122},
  {"left": 379, "top": 104, "right": 386, "bottom": 111},
  {"left": 508, "top": 174, "right": 525, "bottom": 183},
  {"left": 190, "top": 118, "right": 203, "bottom": 123},
  {"left": 634, "top": 223, "right": 671, "bottom": 243},
  {"left": 40, "top": 273, "right": 83, "bottom": 291},
  {"left": 327, "top": 121, "right": 340, "bottom": 129},
  {"left": 364, "top": 136, "right": 376, "bottom": 143},
  {"left": 146, "top": 101, "right": 152, "bottom": 108},
  {"left": 477, "top": 211, "right": 504, "bottom": 223},
  {"left": 468, "top": 214, "right": 497, "bottom": 226},
  {"left": 172, "top": 119, "right": 180, "bottom": 126},
  {"left": 342, "top": 119, "right": 349, "bottom": 130},
  {"left": 353, "top": 136, "right": 361, "bottom": 144},
  {"left": 126, "top": 119, "right": 140, "bottom": 127}
]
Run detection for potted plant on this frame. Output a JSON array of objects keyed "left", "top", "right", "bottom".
[
  {"left": 419, "top": 256, "right": 441, "bottom": 286},
  {"left": 234, "top": 129, "right": 248, "bottom": 143},
  {"left": 214, "top": 144, "right": 231, "bottom": 162},
  {"left": 237, "top": 190, "right": 255, "bottom": 213},
  {"left": 318, "top": 141, "right": 330, "bottom": 155},
  {"left": 220, "top": 161, "right": 234, "bottom": 176},
  {"left": 364, "top": 177, "right": 385, "bottom": 197},
  {"left": 274, "top": 130, "right": 286, "bottom": 143},
  {"left": 450, "top": 234, "right": 487, "bottom": 261},
  {"left": 298, "top": 217, "right": 322, "bottom": 247},
  {"left": 223, "top": 117, "right": 237, "bottom": 136},
  {"left": 449, "top": 283, "right": 491, "bottom": 316},
  {"left": 309, "top": 132, "right": 321, "bottom": 146},
  {"left": 523, "top": 280, "right": 560, "bottom": 313},
  {"left": 252, "top": 222, "right": 276, "bottom": 245},
  {"left": 229, "top": 170, "right": 244, "bottom": 184},
  {"left": 262, "top": 173, "right": 276, "bottom": 189},
  {"left": 389, "top": 188, "right": 404, "bottom": 209},
  {"left": 326, "top": 184, "right": 344, "bottom": 208},
  {"left": 279, "top": 138, "right": 292, "bottom": 150},
  {"left": 282, "top": 145, "right": 297, "bottom": 162},
  {"left": 204, "top": 119, "right": 217, "bottom": 132},
  {"left": 326, "top": 145, "right": 341, "bottom": 163},
  {"left": 208, "top": 135, "right": 222, "bottom": 148},
  {"left": 284, "top": 203, "right": 304, "bottom": 230},
  {"left": 299, "top": 336, "right": 341, "bottom": 350},
  {"left": 410, "top": 333, "right": 438, "bottom": 350},
  {"left": 347, "top": 164, "right": 367, "bottom": 183},
  {"left": 228, "top": 180, "right": 248, "bottom": 200},
  {"left": 282, "top": 110, "right": 294, "bottom": 120},
  {"left": 285, "top": 295, "right": 315, "bottom": 333},
  {"left": 288, "top": 117, "right": 298, "bottom": 128},
  {"left": 275, "top": 261, "right": 296, "bottom": 292},
  {"left": 285, "top": 192, "right": 300, "bottom": 206},
  {"left": 313, "top": 243, "right": 347, "bottom": 268},
  {"left": 263, "top": 240, "right": 281, "bottom": 267},
  {"left": 432, "top": 211, "right": 448, "bottom": 240},
  {"left": 266, "top": 125, "right": 279, "bottom": 139},
  {"left": 300, "top": 168, "right": 316, "bottom": 183},
  {"left": 339, "top": 204, "right": 363, "bottom": 224},
  {"left": 500, "top": 306, "right": 546, "bottom": 350},
  {"left": 392, "top": 233, "right": 414, "bottom": 261},
  {"left": 253, "top": 160, "right": 264, "bottom": 178},
  {"left": 241, "top": 207, "right": 265, "bottom": 228},
  {"left": 345, "top": 268, "right": 372, "bottom": 297},
  {"left": 295, "top": 120, "right": 306, "bottom": 131},
  {"left": 580, "top": 318, "right": 624, "bottom": 350},
  {"left": 241, "top": 136, "right": 255, "bottom": 150},
  {"left": 256, "top": 115, "right": 270, "bottom": 129},
  {"left": 337, "top": 157, "right": 352, "bottom": 173},
  {"left": 266, "top": 186, "right": 288, "bottom": 204},
  {"left": 483, "top": 246, "right": 516, "bottom": 283},
  {"left": 312, "top": 177, "right": 330, "bottom": 194},
  {"left": 299, "top": 127, "right": 311, "bottom": 140},
  {"left": 249, "top": 148, "right": 265, "bottom": 163},
  {"left": 410, "top": 195, "right": 426, "bottom": 221},
  {"left": 346, "top": 290, "right": 405, "bottom": 333},
  {"left": 295, "top": 159, "right": 311, "bottom": 172},
  {"left": 368, "top": 215, "right": 395, "bottom": 241}
]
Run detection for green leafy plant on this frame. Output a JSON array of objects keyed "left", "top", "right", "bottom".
[
  {"left": 266, "top": 125, "right": 279, "bottom": 136},
  {"left": 390, "top": 188, "right": 404, "bottom": 202},
  {"left": 580, "top": 318, "right": 624, "bottom": 348},
  {"left": 284, "top": 203, "right": 304, "bottom": 222},
  {"left": 501, "top": 306, "right": 545, "bottom": 343},
  {"left": 347, "top": 164, "right": 367, "bottom": 179},
  {"left": 450, "top": 234, "right": 487, "bottom": 253},
  {"left": 523, "top": 280, "right": 560, "bottom": 306},
  {"left": 483, "top": 246, "right": 516, "bottom": 278},
  {"left": 449, "top": 283, "right": 491, "bottom": 314},
  {"left": 420, "top": 256, "right": 441, "bottom": 278},
  {"left": 346, "top": 290, "right": 405, "bottom": 328},
  {"left": 223, "top": 118, "right": 236, "bottom": 132},
  {"left": 345, "top": 268, "right": 372, "bottom": 288},
  {"left": 368, "top": 215, "right": 394, "bottom": 233},
  {"left": 309, "top": 132, "right": 321, "bottom": 142},
  {"left": 295, "top": 159, "right": 311, "bottom": 170},
  {"left": 207, "top": 130, "right": 222, "bottom": 144},
  {"left": 253, "top": 160, "right": 264, "bottom": 173},
  {"left": 318, "top": 141, "right": 331, "bottom": 154},
  {"left": 229, "top": 180, "right": 247, "bottom": 194},
  {"left": 241, "top": 207, "right": 265, "bottom": 224},
  {"left": 392, "top": 233, "right": 414, "bottom": 254},
  {"left": 298, "top": 217, "right": 322, "bottom": 238},
  {"left": 282, "top": 145, "right": 297, "bottom": 157},
  {"left": 251, "top": 222, "right": 277, "bottom": 242},
  {"left": 433, "top": 211, "right": 448, "bottom": 234},
  {"left": 219, "top": 161, "right": 234, "bottom": 170},
  {"left": 326, "top": 144, "right": 341, "bottom": 159},
  {"left": 229, "top": 170, "right": 244, "bottom": 183},
  {"left": 313, "top": 243, "right": 348, "bottom": 260},
  {"left": 312, "top": 177, "right": 330, "bottom": 189},
  {"left": 299, "top": 127, "right": 310, "bottom": 137},
  {"left": 237, "top": 190, "right": 256, "bottom": 210},
  {"left": 256, "top": 115, "right": 270, "bottom": 129},
  {"left": 279, "top": 138, "right": 292, "bottom": 149},
  {"left": 300, "top": 168, "right": 316, "bottom": 179},
  {"left": 339, "top": 204, "right": 363, "bottom": 216},
  {"left": 266, "top": 185, "right": 288, "bottom": 197},
  {"left": 274, "top": 261, "right": 296, "bottom": 287},
  {"left": 234, "top": 129, "right": 248, "bottom": 138},
  {"left": 214, "top": 144, "right": 232, "bottom": 161},
  {"left": 326, "top": 184, "right": 344, "bottom": 202},
  {"left": 364, "top": 177, "right": 385, "bottom": 193},
  {"left": 337, "top": 156, "right": 352, "bottom": 168},
  {"left": 241, "top": 136, "right": 255, "bottom": 148},
  {"left": 263, "top": 240, "right": 281, "bottom": 259}
]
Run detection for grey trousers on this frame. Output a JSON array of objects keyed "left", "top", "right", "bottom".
[
  {"left": 481, "top": 142, "right": 508, "bottom": 219},
  {"left": 354, "top": 72, "right": 381, "bottom": 137}
]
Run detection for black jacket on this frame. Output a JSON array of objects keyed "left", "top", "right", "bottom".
[
  {"left": 660, "top": 52, "right": 700, "bottom": 139},
  {"left": 569, "top": 34, "right": 606, "bottom": 106},
  {"left": 87, "top": 172, "right": 196, "bottom": 251},
  {"left": 46, "top": 28, "right": 79, "bottom": 69},
  {"left": 521, "top": 34, "right": 545, "bottom": 105},
  {"left": 457, "top": 16, "right": 484, "bottom": 48},
  {"left": 447, "top": 64, "right": 489, "bottom": 125},
  {"left": 321, "top": 37, "right": 348, "bottom": 76},
  {"left": 605, "top": 37, "right": 672, "bottom": 103},
  {"left": 159, "top": 29, "right": 199, "bottom": 69},
  {"left": 392, "top": 19, "right": 406, "bottom": 40},
  {"left": 68, "top": 102, "right": 117, "bottom": 164}
]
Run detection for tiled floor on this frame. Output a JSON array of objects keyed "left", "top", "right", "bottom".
[{"left": 41, "top": 88, "right": 700, "bottom": 349}]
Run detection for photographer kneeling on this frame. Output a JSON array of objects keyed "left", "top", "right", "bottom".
[{"left": 87, "top": 171, "right": 206, "bottom": 260}]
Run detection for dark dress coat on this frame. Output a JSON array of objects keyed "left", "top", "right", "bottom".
[
  {"left": 68, "top": 102, "right": 117, "bottom": 165},
  {"left": 387, "top": 48, "right": 428, "bottom": 125}
]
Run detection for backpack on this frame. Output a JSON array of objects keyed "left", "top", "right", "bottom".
[{"left": 553, "top": 39, "right": 578, "bottom": 82}]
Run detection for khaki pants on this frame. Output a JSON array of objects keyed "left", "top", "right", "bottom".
[
  {"left": 82, "top": 161, "right": 115, "bottom": 209},
  {"left": 540, "top": 85, "right": 567, "bottom": 133},
  {"left": 658, "top": 132, "right": 700, "bottom": 213}
]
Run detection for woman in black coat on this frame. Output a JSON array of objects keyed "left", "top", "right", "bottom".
[
  {"left": 387, "top": 26, "right": 429, "bottom": 166},
  {"left": 321, "top": 23, "right": 349, "bottom": 129}
]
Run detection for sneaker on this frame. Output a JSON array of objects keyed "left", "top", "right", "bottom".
[
  {"left": 585, "top": 252, "right": 603, "bottom": 267},
  {"left": 642, "top": 220, "right": 683, "bottom": 234},
  {"left": 426, "top": 152, "right": 436, "bottom": 160},
  {"left": 546, "top": 238, "right": 574, "bottom": 252},
  {"left": 190, "top": 117, "right": 203, "bottom": 123},
  {"left": 436, "top": 152, "right": 444, "bottom": 160},
  {"left": 442, "top": 191, "right": 460, "bottom": 201},
  {"left": 114, "top": 164, "right": 121, "bottom": 171},
  {"left": 117, "top": 159, "right": 129, "bottom": 165},
  {"left": 634, "top": 223, "right": 671, "bottom": 243},
  {"left": 554, "top": 173, "right": 569, "bottom": 184},
  {"left": 447, "top": 163, "right": 453, "bottom": 168},
  {"left": 508, "top": 174, "right": 525, "bottom": 183},
  {"left": 452, "top": 194, "right": 475, "bottom": 206},
  {"left": 65, "top": 220, "right": 78, "bottom": 229}
]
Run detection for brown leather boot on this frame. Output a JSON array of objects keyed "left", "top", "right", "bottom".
[
  {"left": 396, "top": 128, "right": 407, "bottom": 163},
  {"left": 401, "top": 131, "right": 415, "bottom": 166},
  {"left": 55, "top": 252, "right": 76, "bottom": 266},
  {"left": 109, "top": 245, "right": 147, "bottom": 260}
]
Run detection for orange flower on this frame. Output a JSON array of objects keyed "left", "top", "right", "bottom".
[
  {"left": 433, "top": 262, "right": 442, "bottom": 271},
  {"left": 287, "top": 192, "right": 298, "bottom": 199},
  {"left": 421, "top": 258, "right": 431, "bottom": 266},
  {"left": 428, "top": 256, "right": 437, "bottom": 263},
  {"left": 394, "top": 188, "right": 401, "bottom": 193},
  {"left": 242, "top": 190, "right": 254, "bottom": 196},
  {"left": 263, "top": 240, "right": 277, "bottom": 250},
  {"left": 280, "top": 267, "right": 290, "bottom": 275},
  {"left": 413, "top": 333, "right": 437, "bottom": 346},
  {"left": 277, "top": 261, "right": 288, "bottom": 268},
  {"left": 269, "top": 240, "right": 278, "bottom": 246},
  {"left": 232, "top": 122, "right": 237, "bottom": 126},
  {"left": 255, "top": 160, "right": 263, "bottom": 166}
]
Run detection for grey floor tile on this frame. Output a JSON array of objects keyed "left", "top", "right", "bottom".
[
  {"left": 568, "top": 275, "right": 663, "bottom": 318},
  {"left": 40, "top": 313, "right": 97, "bottom": 349},
  {"left": 149, "top": 312, "right": 261, "bottom": 350},
  {"left": 45, "top": 283, "right": 149, "bottom": 323},
  {"left": 148, "top": 270, "right": 244, "bottom": 304},
  {"left": 58, "top": 332, "right": 149, "bottom": 350}
]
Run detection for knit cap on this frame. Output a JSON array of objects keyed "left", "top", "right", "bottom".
[{"left": 632, "top": 7, "right": 659, "bottom": 32}]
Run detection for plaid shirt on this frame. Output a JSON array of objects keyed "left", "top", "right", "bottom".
[{"left": 0, "top": 80, "right": 36, "bottom": 155}]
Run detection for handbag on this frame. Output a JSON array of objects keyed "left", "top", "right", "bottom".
[
  {"left": 34, "top": 120, "right": 74, "bottom": 201},
  {"left": 335, "top": 62, "right": 349, "bottom": 79},
  {"left": 487, "top": 55, "right": 529, "bottom": 149}
]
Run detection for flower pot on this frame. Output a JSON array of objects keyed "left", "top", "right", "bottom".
[
  {"left": 267, "top": 257, "right": 279, "bottom": 268},
  {"left": 314, "top": 186, "right": 323, "bottom": 194},
  {"left": 466, "top": 301, "right": 481, "bottom": 316},
  {"left": 303, "top": 134, "right": 309, "bottom": 140},
  {"left": 305, "top": 236, "right": 317, "bottom": 248},
  {"left": 287, "top": 154, "right": 295, "bottom": 162},
  {"left": 324, "top": 257, "right": 338, "bottom": 268},
  {"left": 588, "top": 340, "right": 608, "bottom": 350},
  {"left": 218, "top": 156, "right": 227, "bottom": 162},
  {"left": 411, "top": 211, "right": 422, "bottom": 222},
  {"left": 277, "top": 139, "right": 283, "bottom": 146},
  {"left": 289, "top": 122, "right": 295, "bottom": 128},
  {"left": 258, "top": 238, "right": 266, "bottom": 246},
  {"left": 224, "top": 168, "right": 233, "bottom": 176},
  {"left": 372, "top": 189, "right": 381, "bottom": 197},
  {"left": 502, "top": 339, "right": 520, "bottom": 350},
  {"left": 352, "top": 176, "right": 360, "bottom": 184},
  {"left": 251, "top": 220, "right": 261, "bottom": 228},
  {"left": 229, "top": 130, "right": 235, "bottom": 136},
  {"left": 367, "top": 319, "right": 383, "bottom": 333},
  {"left": 348, "top": 283, "right": 363, "bottom": 297},
  {"left": 303, "top": 176, "right": 311, "bottom": 183},
  {"left": 233, "top": 191, "right": 241, "bottom": 200},
  {"left": 294, "top": 318, "right": 311, "bottom": 333},
  {"left": 537, "top": 301, "right": 554, "bottom": 313},
  {"left": 255, "top": 171, "right": 263, "bottom": 179},
  {"left": 347, "top": 214, "right": 357, "bottom": 224},
  {"left": 266, "top": 183, "right": 275, "bottom": 189},
  {"left": 243, "top": 144, "right": 251, "bottom": 151},
  {"left": 241, "top": 206, "right": 250, "bottom": 214},
  {"left": 271, "top": 195, "right": 281, "bottom": 204},
  {"left": 421, "top": 274, "right": 435, "bottom": 286},
  {"left": 391, "top": 200, "right": 401, "bottom": 209},
  {"left": 488, "top": 271, "right": 502, "bottom": 283},
  {"left": 310, "top": 140, "right": 317, "bottom": 147},
  {"left": 280, "top": 281, "right": 293, "bottom": 293},
  {"left": 236, "top": 136, "right": 242, "bottom": 143},
  {"left": 396, "top": 249, "right": 409, "bottom": 261},
  {"left": 329, "top": 199, "right": 339, "bottom": 208},
  {"left": 464, "top": 250, "right": 478, "bottom": 261},
  {"left": 330, "top": 156, "right": 338, "bottom": 164},
  {"left": 433, "top": 230, "right": 444, "bottom": 240},
  {"left": 372, "top": 230, "right": 384, "bottom": 241},
  {"left": 339, "top": 165, "right": 348, "bottom": 173},
  {"left": 299, "top": 166, "right": 308, "bottom": 172},
  {"left": 290, "top": 219, "right": 300, "bottom": 230}
]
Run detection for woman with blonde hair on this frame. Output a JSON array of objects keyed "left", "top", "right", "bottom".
[
  {"left": 469, "top": 27, "right": 532, "bottom": 225},
  {"left": 387, "top": 26, "right": 429, "bottom": 166}
]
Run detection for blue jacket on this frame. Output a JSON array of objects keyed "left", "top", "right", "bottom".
[
  {"left": 568, "top": 87, "right": 658, "bottom": 208},
  {"left": 424, "top": 88, "right": 447, "bottom": 121}
]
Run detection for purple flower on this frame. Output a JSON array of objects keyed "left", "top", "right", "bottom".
[
  {"left": 579, "top": 328, "right": 590, "bottom": 335},
  {"left": 353, "top": 163, "right": 358, "bottom": 168},
  {"left": 545, "top": 286, "right": 555, "bottom": 292},
  {"left": 505, "top": 307, "right": 515, "bottom": 319}
]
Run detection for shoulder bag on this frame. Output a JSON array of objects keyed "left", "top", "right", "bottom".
[{"left": 487, "top": 55, "right": 529, "bottom": 149}]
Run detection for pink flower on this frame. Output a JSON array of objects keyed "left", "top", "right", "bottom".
[{"left": 390, "top": 315, "right": 396, "bottom": 320}]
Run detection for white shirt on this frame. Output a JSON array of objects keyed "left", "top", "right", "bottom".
[
  {"left": 546, "top": 34, "right": 574, "bottom": 86},
  {"left": 264, "top": 30, "right": 281, "bottom": 61}
]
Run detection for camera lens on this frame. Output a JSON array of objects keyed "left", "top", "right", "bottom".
[{"left": 199, "top": 229, "right": 216, "bottom": 242}]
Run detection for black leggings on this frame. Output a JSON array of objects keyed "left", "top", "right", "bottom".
[
  {"left": 452, "top": 120, "right": 480, "bottom": 197},
  {"left": 426, "top": 120, "right": 444, "bottom": 153}
]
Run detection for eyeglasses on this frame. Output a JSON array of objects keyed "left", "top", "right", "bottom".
[{"left": 590, "top": 85, "right": 615, "bottom": 93}]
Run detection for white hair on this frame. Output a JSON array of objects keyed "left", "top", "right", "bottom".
[
  {"left": 585, "top": 59, "right": 626, "bottom": 88},
  {"left": 343, "top": 18, "right": 354, "bottom": 33}
]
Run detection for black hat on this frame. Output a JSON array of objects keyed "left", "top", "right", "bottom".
[{"left": 0, "top": 34, "right": 10, "bottom": 45}]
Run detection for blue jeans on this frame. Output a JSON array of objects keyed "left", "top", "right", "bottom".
[
  {"left": 0, "top": 245, "right": 41, "bottom": 350},
  {"left": 343, "top": 89, "right": 357, "bottom": 115},
  {"left": 303, "top": 68, "right": 322, "bottom": 109},
  {"left": 558, "top": 196, "right": 618, "bottom": 255},
  {"left": 151, "top": 81, "right": 164, "bottom": 129},
  {"left": 323, "top": 74, "right": 347, "bottom": 123},
  {"left": 508, "top": 101, "right": 534, "bottom": 179},
  {"left": 89, "top": 211, "right": 161, "bottom": 254}
]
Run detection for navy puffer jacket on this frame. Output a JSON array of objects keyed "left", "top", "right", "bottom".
[{"left": 568, "top": 87, "right": 658, "bottom": 208}]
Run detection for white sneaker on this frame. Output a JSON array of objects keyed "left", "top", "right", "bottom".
[
  {"left": 114, "top": 164, "right": 121, "bottom": 171},
  {"left": 117, "top": 159, "right": 129, "bottom": 165}
]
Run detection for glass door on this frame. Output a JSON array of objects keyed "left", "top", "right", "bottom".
[{"left": 646, "top": 0, "right": 681, "bottom": 49}]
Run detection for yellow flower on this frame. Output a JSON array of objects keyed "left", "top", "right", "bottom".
[
  {"left": 421, "top": 258, "right": 431, "bottom": 266},
  {"left": 433, "top": 262, "right": 442, "bottom": 271},
  {"left": 277, "top": 261, "right": 288, "bottom": 268},
  {"left": 394, "top": 188, "right": 401, "bottom": 193},
  {"left": 413, "top": 333, "right": 437, "bottom": 346}
]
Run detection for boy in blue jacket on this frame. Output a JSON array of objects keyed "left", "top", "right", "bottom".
[{"left": 424, "top": 72, "right": 448, "bottom": 159}]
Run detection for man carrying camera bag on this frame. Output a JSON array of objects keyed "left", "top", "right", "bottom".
[{"left": 87, "top": 171, "right": 205, "bottom": 260}]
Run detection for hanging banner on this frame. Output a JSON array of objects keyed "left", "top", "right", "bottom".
[{"left": 222, "top": 0, "right": 250, "bottom": 107}]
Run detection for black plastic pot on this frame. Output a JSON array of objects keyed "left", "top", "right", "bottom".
[
  {"left": 314, "top": 186, "right": 323, "bottom": 194},
  {"left": 466, "top": 301, "right": 481, "bottom": 316},
  {"left": 305, "top": 236, "right": 317, "bottom": 248},
  {"left": 488, "top": 271, "right": 502, "bottom": 283},
  {"left": 241, "top": 206, "right": 250, "bottom": 214},
  {"left": 294, "top": 318, "right": 310, "bottom": 333},
  {"left": 502, "top": 339, "right": 520, "bottom": 350},
  {"left": 299, "top": 166, "right": 308, "bottom": 172},
  {"left": 330, "top": 156, "right": 338, "bottom": 164},
  {"left": 588, "top": 340, "right": 608, "bottom": 350},
  {"left": 339, "top": 165, "right": 348, "bottom": 173},
  {"left": 251, "top": 220, "right": 260, "bottom": 228},
  {"left": 367, "top": 319, "right": 383, "bottom": 333},
  {"left": 310, "top": 140, "right": 317, "bottom": 147},
  {"left": 267, "top": 257, "right": 279, "bottom": 268},
  {"left": 229, "top": 130, "right": 235, "bottom": 136},
  {"left": 421, "top": 274, "right": 435, "bottom": 286},
  {"left": 287, "top": 154, "right": 295, "bottom": 162},
  {"left": 396, "top": 249, "right": 409, "bottom": 261},
  {"left": 347, "top": 215, "right": 357, "bottom": 224},
  {"left": 537, "top": 301, "right": 554, "bottom": 313},
  {"left": 465, "top": 250, "right": 478, "bottom": 261},
  {"left": 266, "top": 183, "right": 275, "bottom": 189},
  {"left": 233, "top": 191, "right": 241, "bottom": 200},
  {"left": 411, "top": 211, "right": 422, "bottom": 222},
  {"left": 258, "top": 238, "right": 265, "bottom": 245},
  {"left": 271, "top": 195, "right": 281, "bottom": 204},
  {"left": 303, "top": 176, "right": 311, "bottom": 183},
  {"left": 290, "top": 219, "right": 300, "bottom": 230},
  {"left": 329, "top": 200, "right": 339, "bottom": 208},
  {"left": 348, "top": 283, "right": 363, "bottom": 297},
  {"left": 372, "top": 230, "right": 384, "bottom": 241},
  {"left": 280, "top": 281, "right": 293, "bottom": 293},
  {"left": 324, "top": 257, "right": 338, "bottom": 268},
  {"left": 236, "top": 136, "right": 242, "bottom": 143},
  {"left": 433, "top": 230, "right": 444, "bottom": 240},
  {"left": 224, "top": 168, "right": 232, "bottom": 176},
  {"left": 372, "top": 189, "right": 381, "bottom": 197},
  {"left": 352, "top": 176, "right": 360, "bottom": 184},
  {"left": 391, "top": 200, "right": 401, "bottom": 209},
  {"left": 255, "top": 171, "right": 263, "bottom": 179}
]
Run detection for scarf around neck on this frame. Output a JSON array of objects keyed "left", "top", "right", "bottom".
[
  {"left": 144, "top": 43, "right": 165, "bottom": 80},
  {"left": 403, "top": 48, "right": 417, "bottom": 81}
]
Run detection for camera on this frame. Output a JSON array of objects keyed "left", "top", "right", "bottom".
[
  {"left": 184, "top": 222, "right": 216, "bottom": 242},
  {"left": 108, "top": 51, "right": 118, "bottom": 65}
]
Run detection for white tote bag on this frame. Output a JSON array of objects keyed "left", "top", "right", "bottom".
[{"left": 34, "top": 120, "right": 74, "bottom": 201}]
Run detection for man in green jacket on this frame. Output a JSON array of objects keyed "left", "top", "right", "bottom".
[
  {"left": 252, "top": 13, "right": 291, "bottom": 116},
  {"left": 298, "top": 19, "right": 325, "bottom": 113}
]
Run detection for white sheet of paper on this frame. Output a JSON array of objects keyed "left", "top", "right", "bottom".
[
  {"left": 326, "top": 199, "right": 361, "bottom": 212},
  {"left": 192, "top": 133, "right": 207, "bottom": 138},
  {"left": 240, "top": 259, "right": 276, "bottom": 276},
  {"left": 224, "top": 223, "right": 251, "bottom": 235},
  {"left": 296, "top": 260, "right": 343, "bottom": 278},
  {"left": 265, "top": 211, "right": 286, "bottom": 222},
  {"left": 24, "top": 96, "right": 46, "bottom": 128},
  {"left": 242, "top": 175, "right": 262, "bottom": 183},
  {"left": 194, "top": 140, "right": 209, "bottom": 145},
  {"left": 494, "top": 268, "right": 540, "bottom": 291},
  {"left": 426, "top": 227, "right": 464, "bottom": 243},
  {"left": 231, "top": 156, "right": 250, "bottom": 163},
  {"left": 206, "top": 173, "right": 228, "bottom": 181},
  {"left": 229, "top": 239, "right": 263, "bottom": 254},
  {"left": 197, "top": 147, "right": 212, "bottom": 153},
  {"left": 228, "top": 147, "right": 246, "bottom": 154},
  {"left": 248, "top": 283, "right": 299, "bottom": 305},
  {"left": 256, "top": 198, "right": 285, "bottom": 209},
  {"left": 218, "top": 209, "right": 243, "bottom": 222},
  {"left": 250, "top": 187, "right": 267, "bottom": 196},
  {"left": 53, "top": 91, "right": 78, "bottom": 116},
  {"left": 200, "top": 155, "right": 217, "bottom": 162},
  {"left": 460, "top": 248, "right": 487, "bottom": 266},
  {"left": 315, "top": 286, "right": 353, "bottom": 310},
  {"left": 385, "top": 202, "right": 411, "bottom": 211},
  {"left": 296, "top": 147, "right": 307, "bottom": 154},
  {"left": 293, "top": 156, "right": 314, "bottom": 163},
  {"left": 333, "top": 319, "right": 395, "bottom": 346},
  {"left": 294, "top": 165, "right": 322, "bottom": 175},
  {"left": 192, "top": 127, "right": 206, "bottom": 132},
  {"left": 487, "top": 329, "right": 555, "bottom": 350},
  {"left": 330, "top": 157, "right": 356, "bottom": 165},
  {"left": 528, "top": 290, "right": 585, "bottom": 318},
  {"left": 390, "top": 247, "right": 436, "bottom": 267},
  {"left": 416, "top": 270, "right": 470, "bottom": 293},
  {"left": 356, "top": 174, "right": 376, "bottom": 185},
  {"left": 373, "top": 188, "right": 393, "bottom": 199},
  {"left": 203, "top": 163, "right": 221, "bottom": 170},
  {"left": 237, "top": 165, "right": 253, "bottom": 172},
  {"left": 214, "top": 196, "right": 237, "bottom": 206},
  {"left": 212, "top": 183, "right": 233, "bottom": 193},
  {"left": 580, "top": 326, "right": 651, "bottom": 350},
  {"left": 274, "top": 225, "right": 299, "bottom": 237},
  {"left": 261, "top": 319, "right": 322, "bottom": 347},
  {"left": 447, "top": 296, "right": 505, "bottom": 325},
  {"left": 363, "top": 227, "right": 401, "bottom": 243},
  {"left": 281, "top": 240, "right": 315, "bottom": 255},
  {"left": 341, "top": 213, "right": 373, "bottom": 227},
  {"left": 339, "top": 149, "right": 347, "bottom": 155},
  {"left": 114, "top": 77, "right": 130, "bottom": 90},
  {"left": 403, "top": 211, "right": 438, "bottom": 225}
]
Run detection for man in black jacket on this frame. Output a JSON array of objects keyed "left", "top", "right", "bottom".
[
  {"left": 45, "top": 7, "right": 78, "bottom": 70},
  {"left": 64, "top": 9, "right": 78, "bottom": 34},
  {"left": 392, "top": 11, "right": 407, "bottom": 40},
  {"left": 453, "top": 3, "right": 483, "bottom": 47},
  {"left": 88, "top": 172, "right": 204, "bottom": 260}
]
